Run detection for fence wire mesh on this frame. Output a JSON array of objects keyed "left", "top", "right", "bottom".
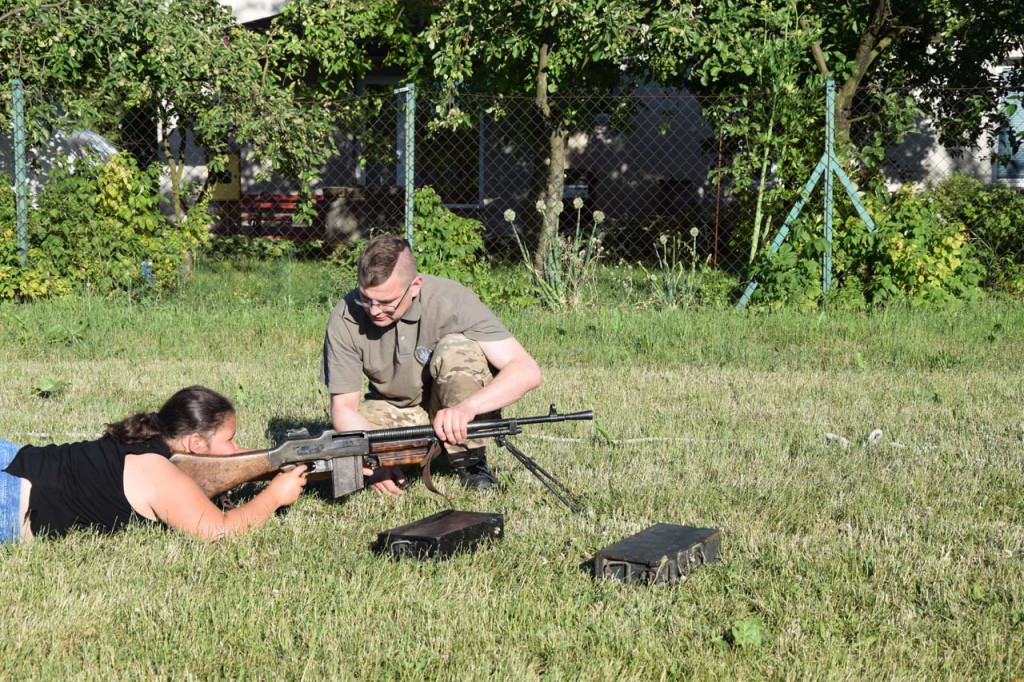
[{"left": 3, "top": 82, "right": 1023, "bottom": 297}]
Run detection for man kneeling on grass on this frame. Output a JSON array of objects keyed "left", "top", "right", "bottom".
[
  {"left": 0, "top": 386, "right": 307, "bottom": 545},
  {"left": 320, "top": 235, "right": 543, "bottom": 497}
]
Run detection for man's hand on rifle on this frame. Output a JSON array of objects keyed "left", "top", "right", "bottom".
[
  {"left": 433, "top": 405, "right": 477, "bottom": 445},
  {"left": 363, "top": 464, "right": 408, "bottom": 498}
]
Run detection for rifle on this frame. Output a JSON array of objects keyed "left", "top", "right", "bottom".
[{"left": 170, "top": 405, "right": 594, "bottom": 513}]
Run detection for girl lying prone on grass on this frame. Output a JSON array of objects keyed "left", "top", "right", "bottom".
[{"left": 0, "top": 385, "right": 308, "bottom": 545}]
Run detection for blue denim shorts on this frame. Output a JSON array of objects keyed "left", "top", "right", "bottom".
[{"left": 0, "top": 439, "right": 24, "bottom": 544}]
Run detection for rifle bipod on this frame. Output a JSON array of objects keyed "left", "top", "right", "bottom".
[{"left": 495, "top": 435, "right": 584, "bottom": 515}]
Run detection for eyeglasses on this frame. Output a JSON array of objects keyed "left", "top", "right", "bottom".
[{"left": 354, "top": 279, "right": 414, "bottom": 315}]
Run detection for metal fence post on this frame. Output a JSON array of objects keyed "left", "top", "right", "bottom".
[
  {"left": 395, "top": 84, "right": 416, "bottom": 245},
  {"left": 11, "top": 78, "right": 29, "bottom": 267},
  {"left": 736, "top": 80, "right": 876, "bottom": 308},
  {"left": 823, "top": 80, "right": 835, "bottom": 294}
]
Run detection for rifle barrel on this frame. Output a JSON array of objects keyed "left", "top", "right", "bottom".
[{"left": 365, "top": 408, "right": 593, "bottom": 443}]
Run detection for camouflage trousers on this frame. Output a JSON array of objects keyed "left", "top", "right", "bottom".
[{"left": 359, "top": 334, "right": 498, "bottom": 466}]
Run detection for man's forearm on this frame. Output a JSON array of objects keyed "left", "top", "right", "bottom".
[
  {"left": 330, "top": 394, "right": 372, "bottom": 432},
  {"left": 332, "top": 410, "right": 371, "bottom": 432}
]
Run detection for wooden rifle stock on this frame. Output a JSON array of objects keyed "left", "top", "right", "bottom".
[{"left": 170, "top": 449, "right": 279, "bottom": 498}]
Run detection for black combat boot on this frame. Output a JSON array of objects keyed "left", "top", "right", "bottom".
[{"left": 448, "top": 447, "right": 499, "bottom": 491}]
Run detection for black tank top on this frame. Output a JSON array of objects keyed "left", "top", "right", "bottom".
[{"left": 3, "top": 436, "right": 172, "bottom": 538}]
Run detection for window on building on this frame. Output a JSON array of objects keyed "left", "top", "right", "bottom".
[{"left": 995, "top": 66, "right": 1024, "bottom": 186}]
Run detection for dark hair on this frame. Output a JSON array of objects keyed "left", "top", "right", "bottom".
[
  {"left": 106, "top": 385, "right": 235, "bottom": 445},
  {"left": 357, "top": 235, "right": 415, "bottom": 287}
]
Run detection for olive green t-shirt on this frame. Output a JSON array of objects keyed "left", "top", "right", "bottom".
[{"left": 320, "top": 274, "right": 511, "bottom": 407}]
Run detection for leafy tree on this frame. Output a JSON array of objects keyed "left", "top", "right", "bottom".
[
  {"left": 670, "top": 0, "right": 1024, "bottom": 155},
  {"left": 421, "top": 0, "right": 694, "bottom": 269},
  {"left": 269, "top": 0, "right": 419, "bottom": 98},
  {"left": 660, "top": 2, "right": 820, "bottom": 264},
  {"left": 645, "top": 0, "right": 1024, "bottom": 282},
  {"left": 95, "top": 0, "right": 334, "bottom": 222},
  {"left": 813, "top": 0, "right": 1024, "bottom": 148},
  {"left": 262, "top": 0, "right": 422, "bottom": 205},
  {"left": 0, "top": 0, "right": 383, "bottom": 223}
]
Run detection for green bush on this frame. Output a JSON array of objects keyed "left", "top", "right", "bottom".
[
  {"left": 0, "top": 179, "right": 72, "bottom": 300},
  {"left": 750, "top": 189, "right": 984, "bottom": 309},
  {"left": 747, "top": 221, "right": 826, "bottom": 311},
  {"left": 410, "top": 186, "right": 489, "bottom": 279},
  {"left": 930, "top": 174, "right": 1024, "bottom": 294},
  {"left": 0, "top": 156, "right": 210, "bottom": 301},
  {"left": 202, "top": 234, "right": 327, "bottom": 261},
  {"left": 841, "top": 190, "right": 983, "bottom": 305},
  {"left": 329, "top": 187, "right": 534, "bottom": 308}
]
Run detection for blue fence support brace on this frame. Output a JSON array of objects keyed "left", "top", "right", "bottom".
[
  {"left": 12, "top": 78, "right": 29, "bottom": 267},
  {"left": 395, "top": 84, "right": 416, "bottom": 245},
  {"left": 736, "top": 80, "right": 877, "bottom": 308},
  {"left": 823, "top": 81, "right": 835, "bottom": 294}
]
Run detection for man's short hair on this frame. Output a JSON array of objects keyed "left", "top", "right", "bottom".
[{"left": 357, "top": 235, "right": 416, "bottom": 287}]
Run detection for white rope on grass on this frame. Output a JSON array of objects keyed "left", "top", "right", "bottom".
[
  {"left": 522, "top": 434, "right": 696, "bottom": 445},
  {"left": 825, "top": 429, "right": 918, "bottom": 450}
]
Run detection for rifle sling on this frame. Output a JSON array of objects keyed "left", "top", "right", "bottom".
[{"left": 420, "top": 441, "right": 453, "bottom": 508}]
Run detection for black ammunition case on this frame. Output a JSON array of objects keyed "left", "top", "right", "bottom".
[
  {"left": 375, "top": 509, "right": 504, "bottom": 560},
  {"left": 592, "top": 523, "right": 721, "bottom": 585}
]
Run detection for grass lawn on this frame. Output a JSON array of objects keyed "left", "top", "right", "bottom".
[{"left": 1, "top": 260, "right": 1022, "bottom": 679}]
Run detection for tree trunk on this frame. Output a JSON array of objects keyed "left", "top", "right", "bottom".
[
  {"left": 537, "top": 126, "right": 569, "bottom": 272},
  {"left": 160, "top": 109, "right": 186, "bottom": 224},
  {"left": 531, "top": 36, "right": 568, "bottom": 273},
  {"left": 810, "top": 0, "right": 898, "bottom": 146}
]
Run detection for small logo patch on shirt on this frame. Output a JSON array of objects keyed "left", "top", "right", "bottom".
[{"left": 415, "top": 346, "right": 432, "bottom": 365}]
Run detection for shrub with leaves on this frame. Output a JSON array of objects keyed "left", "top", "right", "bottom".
[
  {"left": 841, "top": 190, "right": 983, "bottom": 305},
  {"left": 203, "top": 234, "right": 328, "bottom": 261},
  {"left": 415, "top": 187, "right": 535, "bottom": 307},
  {"left": 0, "top": 179, "right": 73, "bottom": 300},
  {"left": 329, "top": 187, "right": 533, "bottom": 308},
  {"left": 930, "top": 174, "right": 1024, "bottom": 294},
  {"left": 750, "top": 189, "right": 983, "bottom": 309},
  {"left": 0, "top": 156, "right": 210, "bottom": 301},
  {"left": 408, "top": 187, "right": 485, "bottom": 277}
]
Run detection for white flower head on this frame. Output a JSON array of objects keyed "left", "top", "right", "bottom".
[
  {"left": 690, "top": 227, "right": 700, "bottom": 238},
  {"left": 593, "top": 210, "right": 605, "bottom": 224},
  {"left": 553, "top": 201, "right": 564, "bottom": 214},
  {"left": 503, "top": 209, "right": 516, "bottom": 223},
  {"left": 659, "top": 234, "right": 669, "bottom": 245},
  {"left": 535, "top": 199, "right": 545, "bottom": 213},
  {"left": 573, "top": 197, "right": 584, "bottom": 210}
]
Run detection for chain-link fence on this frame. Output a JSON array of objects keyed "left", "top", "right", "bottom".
[{"left": 4, "top": 79, "right": 1023, "bottom": 295}]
